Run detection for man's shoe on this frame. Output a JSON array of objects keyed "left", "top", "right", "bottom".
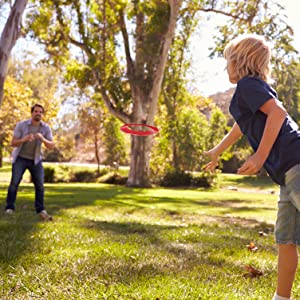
[
  {"left": 39, "top": 210, "right": 53, "bottom": 221},
  {"left": 5, "top": 209, "right": 14, "bottom": 214}
]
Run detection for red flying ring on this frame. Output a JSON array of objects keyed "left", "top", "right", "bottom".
[{"left": 120, "top": 123, "right": 159, "bottom": 136}]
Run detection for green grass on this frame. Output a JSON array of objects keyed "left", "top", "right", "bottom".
[{"left": 0, "top": 168, "right": 293, "bottom": 299}]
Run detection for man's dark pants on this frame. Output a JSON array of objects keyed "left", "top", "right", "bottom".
[{"left": 5, "top": 156, "right": 45, "bottom": 213}]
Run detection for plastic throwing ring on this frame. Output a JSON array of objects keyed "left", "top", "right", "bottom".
[{"left": 120, "top": 123, "right": 159, "bottom": 136}]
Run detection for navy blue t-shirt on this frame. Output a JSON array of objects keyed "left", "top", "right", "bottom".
[{"left": 229, "top": 76, "right": 300, "bottom": 185}]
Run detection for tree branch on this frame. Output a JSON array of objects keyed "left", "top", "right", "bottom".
[
  {"left": 67, "top": 35, "right": 93, "bottom": 57},
  {"left": 147, "top": 0, "right": 183, "bottom": 123},
  {"left": 198, "top": 8, "right": 250, "bottom": 22},
  {"left": 92, "top": 70, "right": 130, "bottom": 124},
  {"left": 118, "top": 9, "right": 135, "bottom": 82}
]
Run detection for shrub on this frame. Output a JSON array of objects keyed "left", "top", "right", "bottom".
[
  {"left": 54, "top": 165, "right": 72, "bottom": 183},
  {"left": 43, "top": 165, "right": 110, "bottom": 183},
  {"left": 70, "top": 170, "right": 97, "bottom": 182},
  {"left": 98, "top": 172, "right": 128, "bottom": 185},
  {"left": 160, "top": 169, "right": 192, "bottom": 187},
  {"left": 191, "top": 172, "right": 217, "bottom": 188},
  {"left": 44, "top": 166, "right": 55, "bottom": 183},
  {"left": 160, "top": 168, "right": 217, "bottom": 188}
]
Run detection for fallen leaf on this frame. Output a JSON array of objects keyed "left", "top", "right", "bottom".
[{"left": 243, "top": 265, "right": 263, "bottom": 278}]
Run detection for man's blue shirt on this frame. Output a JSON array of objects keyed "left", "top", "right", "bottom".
[{"left": 229, "top": 76, "right": 300, "bottom": 185}]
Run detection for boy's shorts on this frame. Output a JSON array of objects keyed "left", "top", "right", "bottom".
[{"left": 275, "top": 164, "right": 300, "bottom": 245}]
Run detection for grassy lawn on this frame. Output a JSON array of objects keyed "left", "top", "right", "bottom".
[{"left": 0, "top": 167, "right": 296, "bottom": 299}]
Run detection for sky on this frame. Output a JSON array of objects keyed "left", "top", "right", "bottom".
[{"left": 190, "top": 0, "right": 300, "bottom": 96}]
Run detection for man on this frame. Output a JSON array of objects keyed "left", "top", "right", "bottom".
[{"left": 5, "top": 104, "right": 55, "bottom": 221}]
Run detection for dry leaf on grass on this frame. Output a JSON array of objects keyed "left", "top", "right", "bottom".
[{"left": 243, "top": 265, "right": 263, "bottom": 278}]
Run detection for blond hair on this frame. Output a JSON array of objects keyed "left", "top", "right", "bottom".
[{"left": 224, "top": 34, "right": 272, "bottom": 83}]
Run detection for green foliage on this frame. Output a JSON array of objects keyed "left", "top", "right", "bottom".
[
  {"left": 103, "top": 116, "right": 128, "bottom": 167},
  {"left": 2, "top": 75, "right": 33, "bottom": 151},
  {"left": 98, "top": 171, "right": 128, "bottom": 185},
  {"left": 159, "top": 167, "right": 217, "bottom": 188},
  {"left": 70, "top": 170, "right": 98, "bottom": 183},
  {"left": 77, "top": 99, "right": 104, "bottom": 168},
  {"left": 151, "top": 97, "right": 228, "bottom": 180},
  {"left": 175, "top": 107, "right": 209, "bottom": 171},
  {"left": 43, "top": 164, "right": 109, "bottom": 183},
  {"left": 206, "top": 106, "right": 228, "bottom": 148},
  {"left": 44, "top": 166, "right": 55, "bottom": 183},
  {"left": 27, "top": 0, "right": 132, "bottom": 111},
  {"left": 43, "top": 165, "right": 72, "bottom": 183},
  {"left": 191, "top": 171, "right": 218, "bottom": 188},
  {"left": 221, "top": 136, "right": 254, "bottom": 173},
  {"left": 160, "top": 168, "right": 193, "bottom": 187},
  {"left": 274, "top": 58, "right": 300, "bottom": 121}
]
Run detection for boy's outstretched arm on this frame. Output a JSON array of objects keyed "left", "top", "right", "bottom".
[{"left": 204, "top": 122, "right": 243, "bottom": 172}]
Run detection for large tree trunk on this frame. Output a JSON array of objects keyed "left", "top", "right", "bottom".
[
  {"left": 127, "top": 135, "right": 153, "bottom": 187},
  {"left": 0, "top": 0, "right": 27, "bottom": 105},
  {"left": 125, "top": 0, "right": 183, "bottom": 187}
]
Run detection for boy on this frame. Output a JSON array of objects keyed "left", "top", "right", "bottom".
[{"left": 205, "top": 35, "right": 300, "bottom": 300}]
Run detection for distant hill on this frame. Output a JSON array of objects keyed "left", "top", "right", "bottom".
[{"left": 209, "top": 88, "right": 235, "bottom": 116}]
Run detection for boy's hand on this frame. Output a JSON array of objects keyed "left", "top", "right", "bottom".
[
  {"left": 237, "top": 154, "right": 264, "bottom": 175},
  {"left": 203, "top": 149, "right": 219, "bottom": 172}
]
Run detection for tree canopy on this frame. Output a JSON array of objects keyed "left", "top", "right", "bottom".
[{"left": 0, "top": 0, "right": 299, "bottom": 186}]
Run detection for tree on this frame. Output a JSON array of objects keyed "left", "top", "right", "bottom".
[
  {"left": 103, "top": 115, "right": 128, "bottom": 168},
  {"left": 0, "top": 75, "right": 33, "bottom": 166},
  {"left": 0, "top": 0, "right": 28, "bottom": 105},
  {"left": 78, "top": 100, "right": 104, "bottom": 174},
  {"left": 160, "top": 4, "right": 199, "bottom": 170},
  {"left": 49, "top": 112, "right": 78, "bottom": 162},
  {"left": 151, "top": 95, "right": 228, "bottom": 179},
  {"left": 26, "top": 0, "right": 183, "bottom": 187}
]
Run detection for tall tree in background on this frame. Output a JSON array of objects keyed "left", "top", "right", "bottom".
[
  {"left": 0, "top": 0, "right": 28, "bottom": 105},
  {"left": 78, "top": 100, "right": 104, "bottom": 174},
  {"left": 160, "top": 4, "right": 199, "bottom": 170},
  {"left": 26, "top": 0, "right": 183, "bottom": 187},
  {"left": 8, "top": 56, "right": 61, "bottom": 118},
  {"left": 24, "top": 0, "right": 297, "bottom": 186},
  {"left": 0, "top": 76, "right": 32, "bottom": 166},
  {"left": 103, "top": 115, "right": 128, "bottom": 168}
]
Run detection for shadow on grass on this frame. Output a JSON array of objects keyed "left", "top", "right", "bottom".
[
  {"left": 222, "top": 174, "right": 275, "bottom": 188},
  {"left": 194, "top": 200, "right": 274, "bottom": 214},
  {"left": 0, "top": 182, "right": 275, "bottom": 275},
  {"left": 77, "top": 218, "right": 275, "bottom": 284},
  {"left": 0, "top": 184, "right": 140, "bottom": 265}
]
